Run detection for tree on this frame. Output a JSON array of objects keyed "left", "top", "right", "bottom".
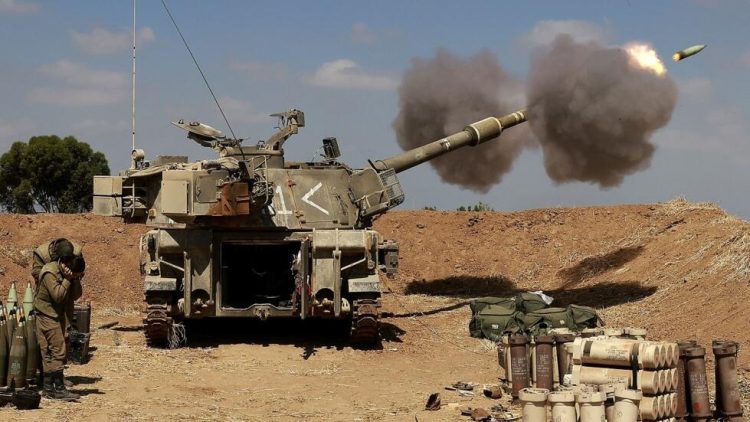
[
  {"left": 456, "top": 202, "right": 495, "bottom": 212},
  {"left": 0, "top": 135, "right": 110, "bottom": 213}
]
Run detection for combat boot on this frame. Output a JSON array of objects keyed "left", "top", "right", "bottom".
[
  {"left": 46, "top": 370, "right": 79, "bottom": 401},
  {"left": 42, "top": 374, "right": 54, "bottom": 397}
]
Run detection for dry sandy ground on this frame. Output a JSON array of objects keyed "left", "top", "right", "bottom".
[
  {"left": 1, "top": 198, "right": 749, "bottom": 420},
  {"left": 2, "top": 299, "right": 514, "bottom": 421}
]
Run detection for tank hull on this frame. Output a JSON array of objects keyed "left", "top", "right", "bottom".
[{"left": 141, "top": 226, "right": 395, "bottom": 346}]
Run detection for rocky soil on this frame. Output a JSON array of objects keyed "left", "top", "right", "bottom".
[{"left": 0, "top": 198, "right": 748, "bottom": 420}]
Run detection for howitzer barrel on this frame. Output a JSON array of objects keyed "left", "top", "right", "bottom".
[{"left": 373, "top": 109, "right": 527, "bottom": 173}]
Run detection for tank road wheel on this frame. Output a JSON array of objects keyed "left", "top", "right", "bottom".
[
  {"left": 144, "top": 295, "right": 176, "bottom": 348},
  {"left": 350, "top": 299, "right": 380, "bottom": 345}
]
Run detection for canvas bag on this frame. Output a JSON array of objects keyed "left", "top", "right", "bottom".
[
  {"left": 469, "top": 297, "right": 521, "bottom": 340},
  {"left": 469, "top": 297, "right": 515, "bottom": 315},
  {"left": 514, "top": 292, "right": 550, "bottom": 313},
  {"left": 525, "top": 307, "right": 571, "bottom": 332},
  {"left": 475, "top": 307, "right": 524, "bottom": 341},
  {"left": 567, "top": 304, "right": 604, "bottom": 330}
]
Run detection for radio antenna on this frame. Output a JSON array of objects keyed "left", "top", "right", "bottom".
[
  {"left": 160, "top": 0, "right": 237, "bottom": 140},
  {"left": 131, "top": 0, "right": 137, "bottom": 151}
]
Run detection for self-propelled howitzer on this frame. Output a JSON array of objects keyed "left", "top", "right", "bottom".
[{"left": 92, "top": 108, "right": 527, "bottom": 346}]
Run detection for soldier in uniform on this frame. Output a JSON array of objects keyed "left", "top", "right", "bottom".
[
  {"left": 33, "top": 252, "right": 84, "bottom": 401},
  {"left": 31, "top": 238, "right": 83, "bottom": 285},
  {"left": 31, "top": 238, "right": 84, "bottom": 356}
]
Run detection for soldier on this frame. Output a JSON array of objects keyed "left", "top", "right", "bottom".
[
  {"left": 31, "top": 238, "right": 83, "bottom": 285},
  {"left": 33, "top": 253, "right": 84, "bottom": 401},
  {"left": 31, "top": 238, "right": 84, "bottom": 349}
]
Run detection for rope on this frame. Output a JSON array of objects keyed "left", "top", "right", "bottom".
[{"left": 381, "top": 279, "right": 488, "bottom": 356}]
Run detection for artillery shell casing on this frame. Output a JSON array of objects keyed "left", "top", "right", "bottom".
[
  {"left": 578, "top": 391, "right": 606, "bottom": 422},
  {"left": 555, "top": 333, "right": 575, "bottom": 383},
  {"left": 24, "top": 315, "right": 39, "bottom": 384},
  {"left": 509, "top": 334, "right": 530, "bottom": 398},
  {"left": 683, "top": 346, "right": 711, "bottom": 420},
  {"left": 712, "top": 340, "right": 743, "bottom": 421},
  {"left": 534, "top": 335, "right": 554, "bottom": 390},
  {"left": 6, "top": 323, "right": 27, "bottom": 388},
  {"left": 519, "top": 388, "right": 548, "bottom": 422},
  {"left": 613, "top": 389, "right": 642, "bottom": 422},
  {"left": 0, "top": 320, "right": 8, "bottom": 387},
  {"left": 675, "top": 340, "right": 696, "bottom": 420},
  {"left": 549, "top": 390, "right": 576, "bottom": 422}
]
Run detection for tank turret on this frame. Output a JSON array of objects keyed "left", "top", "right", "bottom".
[{"left": 92, "top": 107, "right": 528, "bottom": 346}]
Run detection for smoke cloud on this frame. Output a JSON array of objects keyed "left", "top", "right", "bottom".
[
  {"left": 393, "top": 29, "right": 679, "bottom": 191},
  {"left": 527, "top": 35, "right": 678, "bottom": 186},
  {"left": 392, "top": 49, "right": 531, "bottom": 193}
]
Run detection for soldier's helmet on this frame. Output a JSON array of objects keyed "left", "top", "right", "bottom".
[{"left": 55, "top": 239, "right": 75, "bottom": 260}]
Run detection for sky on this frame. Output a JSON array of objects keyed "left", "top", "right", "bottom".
[{"left": 1, "top": 0, "right": 749, "bottom": 217}]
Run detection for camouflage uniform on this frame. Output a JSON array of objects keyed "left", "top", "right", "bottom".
[
  {"left": 34, "top": 261, "right": 82, "bottom": 401},
  {"left": 31, "top": 238, "right": 83, "bottom": 284},
  {"left": 31, "top": 238, "right": 83, "bottom": 339}
]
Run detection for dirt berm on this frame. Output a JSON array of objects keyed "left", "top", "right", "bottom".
[{"left": 0, "top": 197, "right": 747, "bottom": 420}]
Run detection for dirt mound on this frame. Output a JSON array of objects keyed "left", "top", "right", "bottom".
[
  {"left": 0, "top": 213, "right": 143, "bottom": 307},
  {"left": 375, "top": 198, "right": 750, "bottom": 366},
  {"left": 1, "top": 199, "right": 748, "bottom": 419},
  {"left": 1, "top": 197, "right": 747, "bottom": 359}
]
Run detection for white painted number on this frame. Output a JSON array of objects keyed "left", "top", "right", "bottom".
[{"left": 274, "top": 185, "right": 292, "bottom": 215}]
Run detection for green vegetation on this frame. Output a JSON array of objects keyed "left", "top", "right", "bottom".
[
  {"left": 457, "top": 202, "right": 494, "bottom": 212},
  {"left": 0, "top": 135, "right": 110, "bottom": 213}
]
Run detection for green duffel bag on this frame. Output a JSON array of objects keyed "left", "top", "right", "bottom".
[
  {"left": 515, "top": 292, "right": 550, "bottom": 313},
  {"left": 567, "top": 304, "right": 604, "bottom": 330},
  {"left": 469, "top": 298, "right": 516, "bottom": 338},
  {"left": 470, "top": 306, "right": 524, "bottom": 341},
  {"left": 526, "top": 307, "right": 571, "bottom": 332},
  {"left": 517, "top": 312, "right": 545, "bottom": 333},
  {"left": 469, "top": 297, "right": 515, "bottom": 315}
]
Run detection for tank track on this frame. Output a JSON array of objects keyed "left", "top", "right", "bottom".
[
  {"left": 350, "top": 299, "right": 379, "bottom": 345},
  {"left": 143, "top": 298, "right": 173, "bottom": 348}
]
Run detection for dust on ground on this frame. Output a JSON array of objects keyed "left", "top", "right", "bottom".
[{"left": 1, "top": 198, "right": 748, "bottom": 420}]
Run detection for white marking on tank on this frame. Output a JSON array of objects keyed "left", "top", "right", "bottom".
[
  {"left": 302, "top": 182, "right": 330, "bottom": 215},
  {"left": 275, "top": 185, "right": 292, "bottom": 215}
]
